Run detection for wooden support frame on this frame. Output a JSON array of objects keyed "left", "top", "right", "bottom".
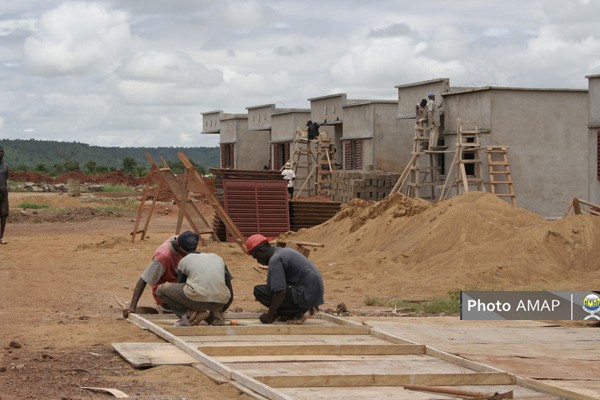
[
  {"left": 120, "top": 312, "right": 598, "bottom": 400},
  {"left": 177, "top": 152, "right": 247, "bottom": 253},
  {"left": 130, "top": 164, "right": 161, "bottom": 242},
  {"left": 132, "top": 153, "right": 217, "bottom": 245}
]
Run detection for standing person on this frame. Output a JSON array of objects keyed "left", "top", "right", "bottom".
[
  {"left": 306, "top": 120, "right": 322, "bottom": 141},
  {"left": 0, "top": 146, "right": 9, "bottom": 245},
  {"left": 246, "top": 234, "right": 324, "bottom": 325},
  {"left": 122, "top": 231, "right": 199, "bottom": 318},
  {"left": 427, "top": 93, "right": 441, "bottom": 149},
  {"left": 281, "top": 162, "right": 296, "bottom": 198},
  {"left": 156, "top": 251, "right": 234, "bottom": 326}
]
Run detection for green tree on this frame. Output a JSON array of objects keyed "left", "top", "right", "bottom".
[
  {"left": 34, "top": 164, "right": 49, "bottom": 173},
  {"left": 85, "top": 161, "right": 97, "bottom": 174},
  {"left": 52, "top": 163, "right": 64, "bottom": 176},
  {"left": 122, "top": 157, "right": 137, "bottom": 174},
  {"left": 15, "top": 163, "right": 29, "bottom": 172},
  {"left": 65, "top": 161, "right": 80, "bottom": 172},
  {"left": 96, "top": 165, "right": 109, "bottom": 174},
  {"left": 167, "top": 160, "right": 184, "bottom": 174}
]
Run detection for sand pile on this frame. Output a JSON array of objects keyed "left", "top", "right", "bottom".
[{"left": 284, "top": 192, "right": 600, "bottom": 300}]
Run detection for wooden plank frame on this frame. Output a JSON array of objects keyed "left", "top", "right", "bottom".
[{"left": 123, "top": 312, "right": 597, "bottom": 400}]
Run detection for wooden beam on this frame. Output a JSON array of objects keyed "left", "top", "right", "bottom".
[
  {"left": 166, "top": 324, "right": 371, "bottom": 336},
  {"left": 253, "top": 372, "right": 515, "bottom": 388},
  {"left": 197, "top": 344, "right": 425, "bottom": 357}
]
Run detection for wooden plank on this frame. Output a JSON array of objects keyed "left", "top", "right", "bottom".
[
  {"left": 253, "top": 372, "right": 515, "bottom": 388},
  {"left": 231, "top": 357, "right": 476, "bottom": 376},
  {"left": 112, "top": 342, "right": 197, "bottom": 367},
  {"left": 230, "top": 370, "right": 294, "bottom": 400},
  {"left": 127, "top": 313, "right": 232, "bottom": 378},
  {"left": 278, "top": 385, "right": 551, "bottom": 400},
  {"left": 517, "top": 376, "right": 600, "bottom": 400},
  {"left": 216, "top": 355, "right": 428, "bottom": 363},
  {"left": 197, "top": 344, "right": 425, "bottom": 357},
  {"left": 165, "top": 324, "right": 371, "bottom": 336},
  {"left": 184, "top": 334, "right": 390, "bottom": 345}
]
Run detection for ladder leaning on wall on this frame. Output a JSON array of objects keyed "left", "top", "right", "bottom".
[
  {"left": 439, "top": 118, "right": 485, "bottom": 200},
  {"left": 286, "top": 129, "right": 334, "bottom": 198},
  {"left": 485, "top": 145, "right": 516, "bottom": 206}
]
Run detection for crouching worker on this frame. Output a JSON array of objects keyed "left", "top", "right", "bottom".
[
  {"left": 123, "top": 231, "right": 200, "bottom": 318},
  {"left": 156, "top": 250, "right": 234, "bottom": 326},
  {"left": 246, "top": 234, "right": 324, "bottom": 325}
]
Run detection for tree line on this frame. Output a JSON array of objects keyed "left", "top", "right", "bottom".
[{"left": 1, "top": 139, "right": 220, "bottom": 177}]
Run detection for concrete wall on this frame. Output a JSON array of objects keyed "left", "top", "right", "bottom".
[
  {"left": 271, "top": 110, "right": 311, "bottom": 143},
  {"left": 587, "top": 75, "right": 600, "bottom": 204},
  {"left": 309, "top": 93, "right": 346, "bottom": 125},
  {"left": 220, "top": 116, "right": 270, "bottom": 170},
  {"left": 343, "top": 101, "right": 401, "bottom": 171},
  {"left": 444, "top": 88, "right": 588, "bottom": 217},
  {"left": 201, "top": 110, "right": 224, "bottom": 134},
  {"left": 247, "top": 104, "right": 275, "bottom": 131}
]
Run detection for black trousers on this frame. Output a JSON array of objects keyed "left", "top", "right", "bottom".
[{"left": 253, "top": 284, "right": 307, "bottom": 318}]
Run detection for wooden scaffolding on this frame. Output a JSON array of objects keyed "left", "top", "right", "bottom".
[
  {"left": 440, "top": 118, "right": 485, "bottom": 200},
  {"left": 287, "top": 129, "right": 335, "bottom": 198},
  {"left": 130, "top": 152, "right": 247, "bottom": 253}
]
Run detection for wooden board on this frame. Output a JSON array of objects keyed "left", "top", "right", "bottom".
[
  {"left": 253, "top": 372, "right": 515, "bottom": 388},
  {"left": 112, "top": 342, "right": 197, "bottom": 367},
  {"left": 123, "top": 313, "right": 591, "bottom": 400},
  {"left": 197, "top": 343, "right": 425, "bottom": 356}
]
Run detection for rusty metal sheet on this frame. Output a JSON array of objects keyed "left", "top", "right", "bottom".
[{"left": 223, "top": 180, "right": 290, "bottom": 241}]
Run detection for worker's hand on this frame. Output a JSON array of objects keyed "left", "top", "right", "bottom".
[
  {"left": 123, "top": 307, "right": 135, "bottom": 319},
  {"left": 259, "top": 312, "right": 275, "bottom": 324}
]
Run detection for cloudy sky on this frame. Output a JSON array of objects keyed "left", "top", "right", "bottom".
[{"left": 0, "top": 0, "right": 598, "bottom": 148}]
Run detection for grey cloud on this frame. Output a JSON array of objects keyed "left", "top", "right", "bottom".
[
  {"left": 274, "top": 45, "right": 306, "bottom": 56},
  {"left": 368, "top": 23, "right": 414, "bottom": 39}
]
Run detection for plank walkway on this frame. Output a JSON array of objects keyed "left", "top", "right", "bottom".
[{"left": 117, "top": 313, "right": 595, "bottom": 400}]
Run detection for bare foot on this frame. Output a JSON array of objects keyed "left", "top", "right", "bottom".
[
  {"left": 286, "top": 316, "right": 306, "bottom": 325},
  {"left": 309, "top": 307, "right": 319, "bottom": 315}
]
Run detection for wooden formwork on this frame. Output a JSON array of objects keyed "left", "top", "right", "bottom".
[{"left": 115, "top": 313, "right": 597, "bottom": 400}]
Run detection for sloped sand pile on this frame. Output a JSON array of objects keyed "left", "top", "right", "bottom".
[{"left": 284, "top": 192, "right": 600, "bottom": 300}]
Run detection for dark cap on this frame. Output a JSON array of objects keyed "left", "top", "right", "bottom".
[{"left": 177, "top": 231, "right": 199, "bottom": 253}]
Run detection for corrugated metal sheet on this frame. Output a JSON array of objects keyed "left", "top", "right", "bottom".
[
  {"left": 290, "top": 201, "right": 341, "bottom": 231},
  {"left": 223, "top": 179, "right": 290, "bottom": 240}
]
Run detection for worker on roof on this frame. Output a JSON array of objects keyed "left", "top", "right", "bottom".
[
  {"left": 246, "top": 234, "right": 324, "bottom": 325},
  {"left": 123, "top": 231, "right": 199, "bottom": 319},
  {"left": 306, "top": 120, "right": 323, "bottom": 141}
]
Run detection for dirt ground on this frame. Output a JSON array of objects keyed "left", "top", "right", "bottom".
[{"left": 1, "top": 190, "right": 599, "bottom": 399}]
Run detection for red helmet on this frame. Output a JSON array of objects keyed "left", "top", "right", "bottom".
[{"left": 246, "top": 234, "right": 268, "bottom": 254}]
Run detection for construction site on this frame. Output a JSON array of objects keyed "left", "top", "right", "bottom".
[{"left": 2, "top": 74, "right": 600, "bottom": 399}]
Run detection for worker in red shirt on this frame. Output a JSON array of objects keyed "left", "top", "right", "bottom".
[{"left": 123, "top": 231, "right": 199, "bottom": 318}]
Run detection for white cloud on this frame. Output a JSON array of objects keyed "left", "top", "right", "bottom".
[
  {"left": 0, "top": 0, "right": 596, "bottom": 148},
  {"left": 23, "top": 2, "right": 133, "bottom": 76}
]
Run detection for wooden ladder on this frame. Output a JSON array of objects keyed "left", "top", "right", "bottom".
[
  {"left": 391, "top": 124, "right": 441, "bottom": 198},
  {"left": 316, "top": 137, "right": 335, "bottom": 196},
  {"left": 287, "top": 129, "right": 318, "bottom": 198},
  {"left": 485, "top": 146, "right": 516, "bottom": 206},
  {"left": 440, "top": 118, "right": 485, "bottom": 199}
]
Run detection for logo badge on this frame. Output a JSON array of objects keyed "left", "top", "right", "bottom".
[{"left": 582, "top": 293, "right": 600, "bottom": 320}]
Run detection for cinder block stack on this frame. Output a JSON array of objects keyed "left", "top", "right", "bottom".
[{"left": 330, "top": 170, "right": 401, "bottom": 203}]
